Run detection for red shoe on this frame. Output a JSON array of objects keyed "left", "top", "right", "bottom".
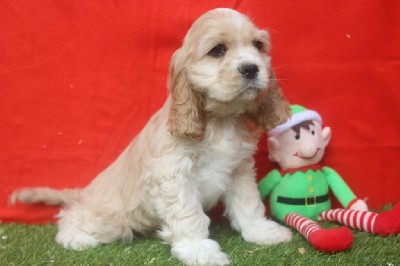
[
  {"left": 373, "top": 203, "right": 400, "bottom": 236},
  {"left": 308, "top": 226, "right": 353, "bottom": 253}
]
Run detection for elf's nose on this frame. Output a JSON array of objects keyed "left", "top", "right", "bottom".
[{"left": 299, "top": 144, "right": 319, "bottom": 159}]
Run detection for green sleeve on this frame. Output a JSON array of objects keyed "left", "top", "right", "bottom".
[
  {"left": 258, "top": 169, "right": 281, "bottom": 201},
  {"left": 323, "top": 166, "right": 357, "bottom": 207}
]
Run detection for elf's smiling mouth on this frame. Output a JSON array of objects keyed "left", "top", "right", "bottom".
[{"left": 293, "top": 148, "right": 320, "bottom": 159}]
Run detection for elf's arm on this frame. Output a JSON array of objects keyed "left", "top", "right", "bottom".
[
  {"left": 323, "top": 166, "right": 367, "bottom": 210},
  {"left": 258, "top": 169, "right": 281, "bottom": 201}
]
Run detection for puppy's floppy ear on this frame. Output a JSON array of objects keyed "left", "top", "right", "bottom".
[
  {"left": 249, "top": 72, "right": 291, "bottom": 131},
  {"left": 167, "top": 48, "right": 206, "bottom": 140}
]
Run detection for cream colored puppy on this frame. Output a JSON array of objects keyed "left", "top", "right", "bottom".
[{"left": 11, "top": 8, "right": 292, "bottom": 266}]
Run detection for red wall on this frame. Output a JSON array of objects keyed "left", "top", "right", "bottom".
[{"left": 1, "top": 0, "right": 399, "bottom": 223}]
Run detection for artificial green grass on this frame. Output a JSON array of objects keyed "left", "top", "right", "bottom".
[{"left": 1, "top": 221, "right": 399, "bottom": 266}]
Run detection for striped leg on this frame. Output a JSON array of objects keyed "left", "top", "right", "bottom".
[
  {"left": 284, "top": 213, "right": 320, "bottom": 240},
  {"left": 319, "top": 208, "right": 377, "bottom": 233},
  {"left": 284, "top": 213, "right": 353, "bottom": 253},
  {"left": 319, "top": 204, "right": 400, "bottom": 236}
]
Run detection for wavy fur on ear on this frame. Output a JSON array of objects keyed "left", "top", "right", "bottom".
[
  {"left": 249, "top": 72, "right": 291, "bottom": 131},
  {"left": 167, "top": 49, "right": 206, "bottom": 140}
]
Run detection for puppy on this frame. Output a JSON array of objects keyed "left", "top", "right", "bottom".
[{"left": 11, "top": 8, "right": 292, "bottom": 266}]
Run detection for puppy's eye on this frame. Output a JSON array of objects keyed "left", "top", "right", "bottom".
[
  {"left": 208, "top": 44, "right": 227, "bottom": 58},
  {"left": 252, "top": 40, "right": 264, "bottom": 52}
]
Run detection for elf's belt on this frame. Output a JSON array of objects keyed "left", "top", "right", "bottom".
[{"left": 277, "top": 194, "right": 329, "bottom": 206}]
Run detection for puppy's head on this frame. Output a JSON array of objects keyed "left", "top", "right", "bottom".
[{"left": 168, "top": 8, "right": 290, "bottom": 140}]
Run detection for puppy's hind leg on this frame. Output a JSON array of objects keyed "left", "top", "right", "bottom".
[
  {"left": 55, "top": 204, "right": 133, "bottom": 251},
  {"left": 152, "top": 175, "right": 230, "bottom": 266}
]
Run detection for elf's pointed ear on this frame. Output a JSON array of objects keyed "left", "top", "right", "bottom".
[
  {"left": 267, "top": 136, "right": 281, "bottom": 162},
  {"left": 321, "top": 126, "right": 332, "bottom": 147}
]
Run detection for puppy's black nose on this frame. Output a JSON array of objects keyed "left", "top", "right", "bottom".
[{"left": 238, "top": 64, "right": 259, "bottom": 79}]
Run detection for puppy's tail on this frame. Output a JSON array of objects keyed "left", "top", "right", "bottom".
[{"left": 9, "top": 187, "right": 81, "bottom": 206}]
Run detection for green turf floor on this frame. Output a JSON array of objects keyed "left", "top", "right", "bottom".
[{"left": 1, "top": 220, "right": 399, "bottom": 266}]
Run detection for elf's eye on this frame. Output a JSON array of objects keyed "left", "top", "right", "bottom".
[
  {"left": 295, "top": 135, "right": 300, "bottom": 140},
  {"left": 311, "top": 130, "right": 315, "bottom": 135},
  {"left": 208, "top": 44, "right": 227, "bottom": 58}
]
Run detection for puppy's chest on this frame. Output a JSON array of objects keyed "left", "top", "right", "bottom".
[
  {"left": 193, "top": 120, "right": 257, "bottom": 208},
  {"left": 197, "top": 120, "right": 255, "bottom": 169}
]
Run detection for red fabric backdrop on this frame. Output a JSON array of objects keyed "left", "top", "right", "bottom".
[{"left": 1, "top": 0, "right": 399, "bottom": 224}]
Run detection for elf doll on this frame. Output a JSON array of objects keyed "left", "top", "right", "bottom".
[{"left": 258, "top": 105, "right": 400, "bottom": 253}]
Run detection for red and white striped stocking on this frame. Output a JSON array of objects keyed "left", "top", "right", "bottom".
[
  {"left": 319, "top": 203, "right": 400, "bottom": 236},
  {"left": 284, "top": 213, "right": 353, "bottom": 253},
  {"left": 318, "top": 209, "right": 376, "bottom": 233},
  {"left": 284, "top": 213, "right": 320, "bottom": 239}
]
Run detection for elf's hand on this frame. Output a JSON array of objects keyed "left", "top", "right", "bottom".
[{"left": 347, "top": 199, "right": 368, "bottom": 211}]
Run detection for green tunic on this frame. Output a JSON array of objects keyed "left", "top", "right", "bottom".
[{"left": 258, "top": 166, "right": 357, "bottom": 222}]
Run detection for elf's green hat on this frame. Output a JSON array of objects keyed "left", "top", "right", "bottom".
[{"left": 268, "top": 104, "right": 322, "bottom": 137}]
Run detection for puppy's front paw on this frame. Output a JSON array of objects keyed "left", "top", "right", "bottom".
[
  {"left": 241, "top": 219, "right": 292, "bottom": 245},
  {"left": 172, "top": 239, "right": 230, "bottom": 266}
]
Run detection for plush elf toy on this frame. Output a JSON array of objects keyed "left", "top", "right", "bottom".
[{"left": 258, "top": 105, "right": 400, "bottom": 253}]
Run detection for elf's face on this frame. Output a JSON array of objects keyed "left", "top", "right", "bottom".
[{"left": 268, "top": 121, "right": 331, "bottom": 170}]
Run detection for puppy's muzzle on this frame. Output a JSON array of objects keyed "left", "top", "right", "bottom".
[{"left": 238, "top": 64, "right": 259, "bottom": 79}]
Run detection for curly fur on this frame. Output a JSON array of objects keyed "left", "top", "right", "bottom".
[{"left": 10, "top": 8, "right": 292, "bottom": 266}]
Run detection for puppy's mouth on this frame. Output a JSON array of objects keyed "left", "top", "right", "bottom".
[{"left": 238, "top": 81, "right": 265, "bottom": 98}]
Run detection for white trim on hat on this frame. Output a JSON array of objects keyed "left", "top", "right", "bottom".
[{"left": 268, "top": 110, "right": 322, "bottom": 137}]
